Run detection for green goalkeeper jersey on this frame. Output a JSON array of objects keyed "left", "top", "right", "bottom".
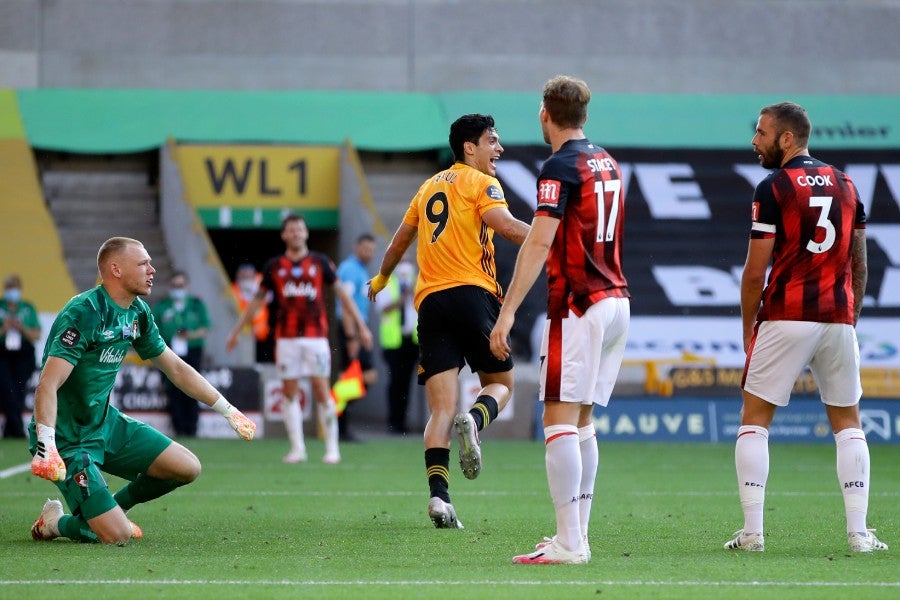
[{"left": 39, "top": 285, "right": 166, "bottom": 449}]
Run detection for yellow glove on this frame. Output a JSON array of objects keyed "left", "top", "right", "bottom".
[{"left": 368, "top": 273, "right": 390, "bottom": 297}]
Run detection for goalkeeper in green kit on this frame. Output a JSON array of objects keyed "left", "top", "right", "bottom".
[{"left": 29, "top": 237, "right": 256, "bottom": 545}]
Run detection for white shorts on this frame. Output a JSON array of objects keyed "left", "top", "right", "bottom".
[
  {"left": 743, "top": 320, "right": 861, "bottom": 407},
  {"left": 276, "top": 337, "right": 331, "bottom": 380},
  {"left": 538, "top": 297, "right": 630, "bottom": 406}
]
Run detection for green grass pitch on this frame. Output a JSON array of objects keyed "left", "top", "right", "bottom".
[{"left": 0, "top": 436, "right": 896, "bottom": 599}]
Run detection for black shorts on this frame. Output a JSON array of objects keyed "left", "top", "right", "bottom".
[{"left": 417, "top": 285, "right": 514, "bottom": 384}]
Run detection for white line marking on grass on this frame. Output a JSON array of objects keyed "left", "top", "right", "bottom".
[
  {"left": 0, "top": 488, "right": 898, "bottom": 498},
  {"left": 105, "top": 489, "right": 900, "bottom": 499},
  {"left": 0, "top": 579, "right": 898, "bottom": 588},
  {"left": 629, "top": 490, "right": 900, "bottom": 497},
  {"left": 0, "top": 463, "right": 30, "bottom": 479}
]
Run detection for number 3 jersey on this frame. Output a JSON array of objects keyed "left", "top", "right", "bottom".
[
  {"left": 535, "top": 138, "right": 630, "bottom": 320},
  {"left": 403, "top": 162, "right": 509, "bottom": 310},
  {"left": 751, "top": 155, "right": 866, "bottom": 325}
]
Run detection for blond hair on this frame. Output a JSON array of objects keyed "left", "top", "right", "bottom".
[{"left": 97, "top": 237, "right": 143, "bottom": 272}]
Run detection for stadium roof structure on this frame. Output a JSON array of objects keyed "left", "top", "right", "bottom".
[{"left": 10, "top": 89, "right": 900, "bottom": 153}]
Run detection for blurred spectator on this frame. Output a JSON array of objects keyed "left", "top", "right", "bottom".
[
  {"left": 335, "top": 233, "right": 378, "bottom": 442},
  {"left": 0, "top": 274, "right": 41, "bottom": 438},
  {"left": 231, "top": 263, "right": 274, "bottom": 363},
  {"left": 152, "top": 271, "right": 210, "bottom": 436},
  {"left": 375, "top": 258, "right": 419, "bottom": 435}
]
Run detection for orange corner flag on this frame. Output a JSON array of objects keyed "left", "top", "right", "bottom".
[{"left": 332, "top": 359, "right": 366, "bottom": 416}]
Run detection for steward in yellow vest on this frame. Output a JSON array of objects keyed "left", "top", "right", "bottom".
[{"left": 376, "top": 264, "right": 419, "bottom": 435}]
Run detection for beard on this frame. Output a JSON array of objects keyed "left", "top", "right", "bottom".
[{"left": 757, "top": 141, "right": 785, "bottom": 169}]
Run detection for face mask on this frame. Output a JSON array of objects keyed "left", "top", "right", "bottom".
[
  {"left": 170, "top": 288, "right": 187, "bottom": 301},
  {"left": 239, "top": 280, "right": 258, "bottom": 297},
  {"left": 4, "top": 288, "right": 21, "bottom": 303}
]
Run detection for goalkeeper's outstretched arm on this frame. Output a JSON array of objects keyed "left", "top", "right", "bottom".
[{"left": 151, "top": 347, "right": 256, "bottom": 441}]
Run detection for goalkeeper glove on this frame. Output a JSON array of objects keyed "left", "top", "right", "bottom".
[
  {"left": 32, "top": 423, "right": 67, "bottom": 481},
  {"left": 212, "top": 396, "right": 256, "bottom": 441}
]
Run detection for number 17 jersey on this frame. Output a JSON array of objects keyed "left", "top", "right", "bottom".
[
  {"left": 403, "top": 162, "right": 510, "bottom": 310},
  {"left": 535, "top": 138, "right": 630, "bottom": 319}
]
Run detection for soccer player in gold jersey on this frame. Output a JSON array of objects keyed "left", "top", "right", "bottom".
[{"left": 368, "top": 114, "right": 530, "bottom": 528}]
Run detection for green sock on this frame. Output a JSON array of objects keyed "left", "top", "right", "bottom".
[
  {"left": 114, "top": 474, "right": 183, "bottom": 511},
  {"left": 58, "top": 514, "right": 99, "bottom": 543}
]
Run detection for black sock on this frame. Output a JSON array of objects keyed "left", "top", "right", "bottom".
[
  {"left": 424, "top": 447, "right": 451, "bottom": 503},
  {"left": 469, "top": 395, "right": 499, "bottom": 431}
]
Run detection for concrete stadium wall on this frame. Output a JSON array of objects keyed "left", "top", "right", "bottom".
[{"left": 1, "top": 0, "right": 898, "bottom": 94}]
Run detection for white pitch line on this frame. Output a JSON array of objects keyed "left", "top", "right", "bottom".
[
  {"left": 0, "top": 579, "right": 897, "bottom": 587},
  {"left": 0, "top": 486, "right": 898, "bottom": 498},
  {"left": 0, "top": 463, "right": 30, "bottom": 479},
  {"left": 174, "top": 489, "right": 900, "bottom": 498}
]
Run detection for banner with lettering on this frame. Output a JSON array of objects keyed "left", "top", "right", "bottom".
[
  {"left": 23, "top": 365, "right": 262, "bottom": 439},
  {"left": 585, "top": 398, "right": 899, "bottom": 443},
  {"left": 172, "top": 144, "right": 341, "bottom": 228}
]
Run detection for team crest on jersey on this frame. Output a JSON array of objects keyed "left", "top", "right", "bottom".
[
  {"left": 60, "top": 327, "right": 81, "bottom": 348},
  {"left": 74, "top": 469, "right": 89, "bottom": 488},
  {"left": 486, "top": 185, "right": 504, "bottom": 201},
  {"left": 538, "top": 179, "right": 562, "bottom": 207},
  {"left": 291, "top": 266, "right": 303, "bottom": 278},
  {"left": 122, "top": 319, "right": 140, "bottom": 340},
  {"left": 308, "top": 264, "right": 317, "bottom": 277}
]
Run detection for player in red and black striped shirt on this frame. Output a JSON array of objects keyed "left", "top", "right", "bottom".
[
  {"left": 227, "top": 214, "right": 372, "bottom": 465},
  {"left": 726, "top": 102, "right": 884, "bottom": 553},
  {"left": 490, "top": 76, "right": 631, "bottom": 564},
  {"left": 260, "top": 252, "right": 334, "bottom": 340},
  {"left": 752, "top": 157, "right": 865, "bottom": 325},
  {"left": 536, "top": 136, "right": 630, "bottom": 321}
]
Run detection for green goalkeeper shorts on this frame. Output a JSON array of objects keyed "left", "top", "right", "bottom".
[{"left": 30, "top": 406, "right": 173, "bottom": 520}]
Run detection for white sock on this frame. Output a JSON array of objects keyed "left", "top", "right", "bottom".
[
  {"left": 735, "top": 425, "right": 769, "bottom": 534},
  {"left": 283, "top": 395, "right": 306, "bottom": 454},
  {"left": 319, "top": 399, "right": 340, "bottom": 457},
  {"left": 578, "top": 424, "right": 598, "bottom": 541},
  {"left": 544, "top": 424, "right": 581, "bottom": 552},
  {"left": 835, "top": 428, "right": 870, "bottom": 533}
]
